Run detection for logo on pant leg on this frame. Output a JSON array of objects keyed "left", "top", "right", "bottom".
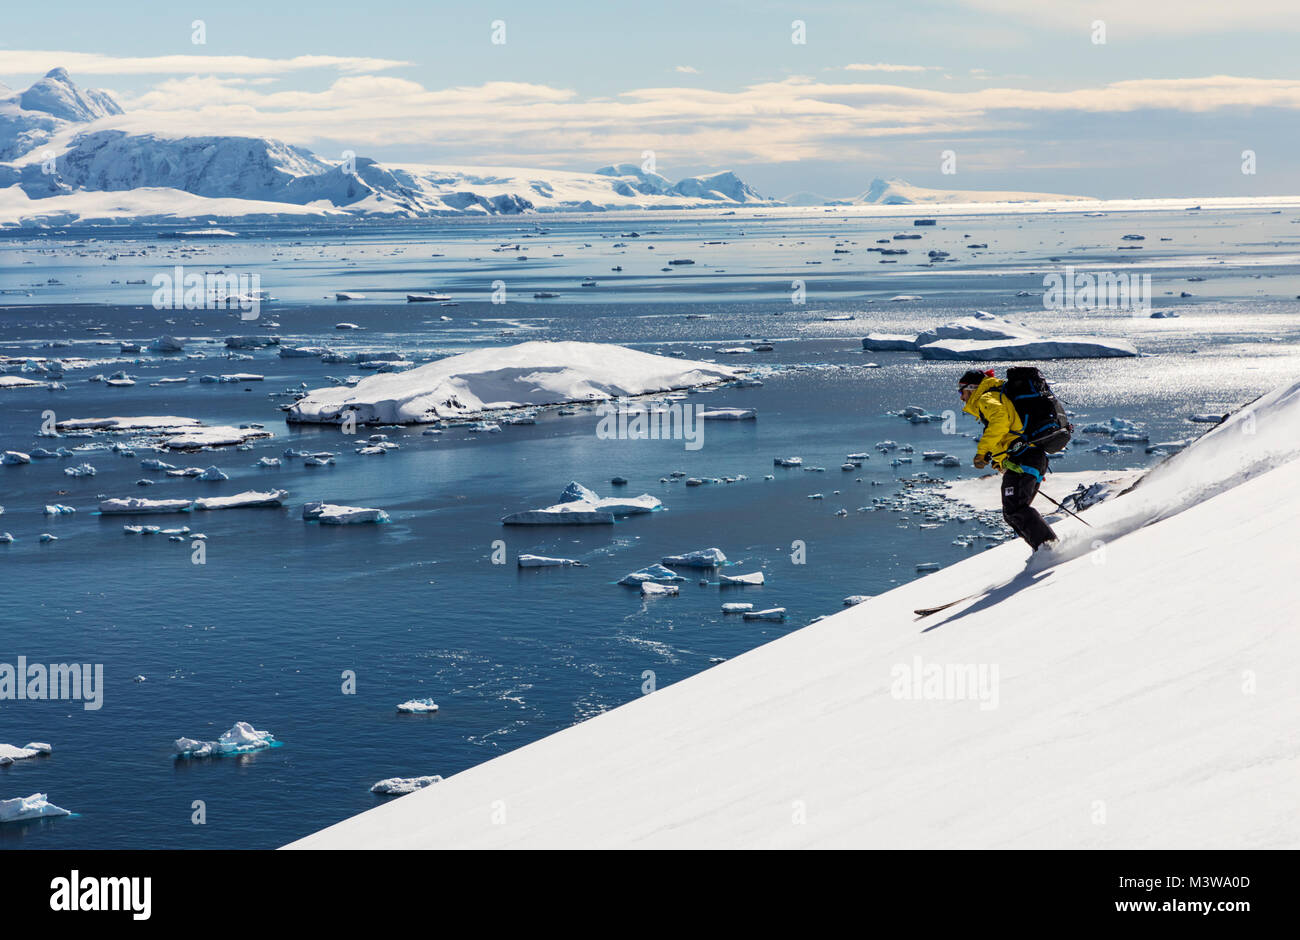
[{"left": 1004, "top": 487, "right": 1015, "bottom": 496}]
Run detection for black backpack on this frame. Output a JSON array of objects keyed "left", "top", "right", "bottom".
[{"left": 999, "top": 367, "right": 1072, "bottom": 453}]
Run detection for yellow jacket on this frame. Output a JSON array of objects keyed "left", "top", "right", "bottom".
[{"left": 963, "top": 375, "right": 1023, "bottom": 468}]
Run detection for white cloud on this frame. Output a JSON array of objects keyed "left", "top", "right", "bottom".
[
  {"left": 35, "top": 65, "right": 1300, "bottom": 169},
  {"left": 844, "top": 63, "right": 938, "bottom": 72},
  {"left": 674, "top": 66, "right": 699, "bottom": 74},
  {"left": 0, "top": 51, "right": 410, "bottom": 76},
  {"left": 952, "top": 0, "right": 1300, "bottom": 33}
]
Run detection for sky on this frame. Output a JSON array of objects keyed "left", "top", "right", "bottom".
[{"left": 2, "top": 0, "right": 1299, "bottom": 199}]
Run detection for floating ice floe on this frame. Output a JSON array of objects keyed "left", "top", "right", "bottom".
[
  {"left": 618, "top": 564, "right": 683, "bottom": 586},
  {"left": 773, "top": 456, "right": 802, "bottom": 467},
  {"left": 43, "top": 504, "right": 75, "bottom": 515},
  {"left": 641, "top": 582, "right": 680, "bottom": 596},
  {"left": 0, "top": 742, "right": 52, "bottom": 766},
  {"left": 662, "top": 547, "right": 727, "bottom": 568},
  {"left": 371, "top": 776, "right": 442, "bottom": 795},
  {"left": 396, "top": 699, "right": 439, "bottom": 714},
  {"left": 99, "top": 489, "right": 288, "bottom": 514},
  {"left": 699, "top": 408, "right": 757, "bottom": 420},
  {"left": 721, "top": 602, "right": 753, "bottom": 613},
  {"left": 302, "top": 501, "right": 389, "bottom": 524},
  {"left": 0, "top": 793, "right": 70, "bottom": 822},
  {"left": 517, "top": 554, "right": 585, "bottom": 567},
  {"left": 286, "top": 341, "right": 737, "bottom": 425},
  {"left": 0, "top": 375, "right": 47, "bottom": 390},
  {"left": 0, "top": 534, "right": 12, "bottom": 544},
  {"left": 39, "top": 533, "right": 57, "bottom": 542},
  {"left": 743, "top": 607, "right": 787, "bottom": 621},
  {"left": 866, "top": 312, "right": 1136, "bottom": 360},
  {"left": 224, "top": 335, "right": 280, "bottom": 349},
  {"left": 174, "top": 721, "right": 277, "bottom": 758},
  {"left": 501, "top": 481, "right": 661, "bottom": 525},
  {"left": 198, "top": 466, "right": 228, "bottom": 481},
  {"left": 256, "top": 457, "right": 281, "bottom": 467},
  {"left": 2, "top": 451, "right": 30, "bottom": 465},
  {"left": 843, "top": 595, "right": 871, "bottom": 606},
  {"left": 719, "top": 571, "right": 764, "bottom": 586},
  {"left": 861, "top": 333, "right": 918, "bottom": 351},
  {"left": 149, "top": 335, "right": 184, "bottom": 353}
]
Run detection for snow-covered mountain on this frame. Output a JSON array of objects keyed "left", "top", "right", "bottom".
[
  {"left": 854, "top": 176, "right": 1093, "bottom": 205},
  {"left": 0, "top": 69, "right": 772, "bottom": 226},
  {"left": 0, "top": 67, "right": 123, "bottom": 162},
  {"left": 287, "top": 379, "right": 1300, "bottom": 849}
]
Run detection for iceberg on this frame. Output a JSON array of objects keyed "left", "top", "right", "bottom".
[
  {"left": 502, "top": 482, "right": 661, "bottom": 525},
  {"left": 0, "top": 742, "right": 52, "bottom": 766},
  {"left": 371, "top": 776, "right": 442, "bottom": 795},
  {"left": 861, "top": 333, "right": 918, "bottom": 351},
  {"left": 149, "top": 335, "right": 184, "bottom": 353},
  {"left": 918, "top": 337, "right": 1138, "bottom": 360},
  {"left": 662, "top": 547, "right": 727, "bottom": 567},
  {"left": 742, "top": 607, "right": 787, "bottom": 621},
  {"left": 302, "top": 501, "right": 389, "bottom": 524},
  {"left": 174, "top": 721, "right": 277, "bottom": 758},
  {"left": 396, "top": 699, "right": 440, "bottom": 714},
  {"left": 721, "top": 602, "right": 753, "bottom": 613},
  {"left": 99, "top": 490, "right": 287, "bottom": 513},
  {"left": 163, "top": 426, "right": 272, "bottom": 449},
  {"left": 517, "top": 554, "right": 585, "bottom": 567},
  {"left": 2, "top": 451, "right": 30, "bottom": 465},
  {"left": 198, "top": 466, "right": 228, "bottom": 481},
  {"left": 286, "top": 341, "right": 738, "bottom": 425},
  {"left": 641, "top": 582, "right": 680, "bottom": 596},
  {"left": 0, "top": 793, "right": 70, "bottom": 823},
  {"left": 618, "top": 563, "right": 684, "bottom": 586},
  {"left": 0, "top": 375, "right": 47, "bottom": 389},
  {"left": 194, "top": 490, "right": 288, "bottom": 511},
  {"left": 98, "top": 496, "right": 195, "bottom": 514},
  {"left": 700, "top": 408, "right": 757, "bottom": 420},
  {"left": 719, "top": 572, "right": 765, "bottom": 586}
]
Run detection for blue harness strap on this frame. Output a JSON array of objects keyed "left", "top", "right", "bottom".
[{"left": 1014, "top": 463, "right": 1042, "bottom": 483}]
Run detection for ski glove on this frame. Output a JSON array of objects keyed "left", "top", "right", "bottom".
[{"left": 973, "top": 453, "right": 988, "bottom": 469}]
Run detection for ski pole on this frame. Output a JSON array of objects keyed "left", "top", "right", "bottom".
[{"left": 1035, "top": 489, "right": 1093, "bottom": 528}]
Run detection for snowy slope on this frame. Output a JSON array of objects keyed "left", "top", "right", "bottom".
[{"left": 287, "top": 380, "right": 1300, "bottom": 849}]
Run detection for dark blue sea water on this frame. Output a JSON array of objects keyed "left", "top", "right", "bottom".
[{"left": 2, "top": 208, "right": 1299, "bottom": 848}]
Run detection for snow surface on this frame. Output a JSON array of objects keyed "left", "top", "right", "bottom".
[
  {"left": 288, "top": 341, "right": 737, "bottom": 425},
  {"left": 288, "top": 379, "right": 1300, "bottom": 849}
]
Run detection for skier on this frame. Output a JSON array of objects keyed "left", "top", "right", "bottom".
[{"left": 958, "top": 368, "right": 1058, "bottom": 551}]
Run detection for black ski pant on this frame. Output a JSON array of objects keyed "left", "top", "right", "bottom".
[{"left": 1001, "top": 447, "right": 1057, "bottom": 549}]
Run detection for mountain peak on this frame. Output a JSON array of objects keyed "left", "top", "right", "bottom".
[{"left": 19, "top": 68, "right": 123, "bottom": 123}]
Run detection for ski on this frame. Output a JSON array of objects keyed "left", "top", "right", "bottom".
[{"left": 914, "top": 594, "right": 979, "bottom": 617}]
